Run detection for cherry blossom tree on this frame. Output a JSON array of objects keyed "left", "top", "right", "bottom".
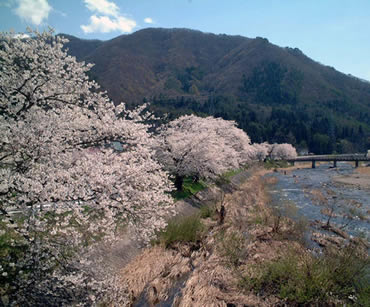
[
  {"left": 0, "top": 29, "right": 173, "bottom": 305},
  {"left": 251, "top": 142, "right": 271, "bottom": 162},
  {"left": 270, "top": 143, "right": 297, "bottom": 160},
  {"left": 250, "top": 142, "right": 297, "bottom": 161},
  {"left": 156, "top": 115, "right": 254, "bottom": 190}
]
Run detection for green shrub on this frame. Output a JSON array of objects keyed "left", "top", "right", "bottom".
[
  {"left": 199, "top": 204, "right": 216, "bottom": 219},
  {"left": 240, "top": 246, "right": 370, "bottom": 305},
  {"left": 171, "top": 177, "right": 207, "bottom": 201},
  {"left": 217, "top": 231, "right": 247, "bottom": 267},
  {"left": 156, "top": 215, "right": 205, "bottom": 248},
  {"left": 215, "top": 168, "right": 244, "bottom": 186},
  {"left": 183, "top": 178, "right": 207, "bottom": 194}
]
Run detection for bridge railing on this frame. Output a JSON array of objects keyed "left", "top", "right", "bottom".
[
  {"left": 287, "top": 153, "right": 370, "bottom": 168},
  {"left": 290, "top": 154, "right": 369, "bottom": 162}
]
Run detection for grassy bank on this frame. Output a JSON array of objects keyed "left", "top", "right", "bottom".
[
  {"left": 170, "top": 167, "right": 246, "bottom": 201},
  {"left": 171, "top": 177, "right": 207, "bottom": 200}
]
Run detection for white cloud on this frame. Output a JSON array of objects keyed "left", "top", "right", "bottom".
[
  {"left": 13, "top": 33, "right": 31, "bottom": 39},
  {"left": 83, "top": 0, "right": 119, "bottom": 17},
  {"left": 14, "top": 0, "right": 51, "bottom": 25},
  {"left": 144, "top": 17, "right": 154, "bottom": 24},
  {"left": 81, "top": 15, "right": 136, "bottom": 33},
  {"left": 81, "top": 0, "right": 137, "bottom": 34}
]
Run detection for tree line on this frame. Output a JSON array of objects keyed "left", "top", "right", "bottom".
[{"left": 151, "top": 94, "right": 369, "bottom": 154}]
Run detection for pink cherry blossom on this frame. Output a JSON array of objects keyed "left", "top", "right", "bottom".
[
  {"left": 0, "top": 29, "right": 173, "bottom": 305},
  {"left": 156, "top": 115, "right": 255, "bottom": 189}
]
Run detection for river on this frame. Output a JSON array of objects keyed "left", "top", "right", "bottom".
[{"left": 266, "top": 162, "right": 370, "bottom": 247}]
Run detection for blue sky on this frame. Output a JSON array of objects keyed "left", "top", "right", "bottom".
[{"left": 1, "top": 0, "right": 369, "bottom": 81}]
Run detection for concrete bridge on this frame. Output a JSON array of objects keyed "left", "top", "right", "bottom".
[{"left": 288, "top": 154, "right": 370, "bottom": 168}]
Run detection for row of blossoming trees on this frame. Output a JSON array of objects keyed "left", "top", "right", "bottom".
[
  {"left": 157, "top": 115, "right": 296, "bottom": 190},
  {"left": 0, "top": 30, "right": 296, "bottom": 305}
]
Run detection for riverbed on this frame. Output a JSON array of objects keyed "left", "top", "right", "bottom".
[{"left": 266, "top": 163, "right": 370, "bottom": 245}]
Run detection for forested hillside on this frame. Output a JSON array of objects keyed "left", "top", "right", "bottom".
[{"left": 62, "top": 28, "right": 370, "bottom": 154}]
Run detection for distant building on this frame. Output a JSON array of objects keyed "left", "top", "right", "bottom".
[{"left": 298, "top": 149, "right": 308, "bottom": 156}]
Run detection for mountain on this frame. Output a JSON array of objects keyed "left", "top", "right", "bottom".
[
  {"left": 62, "top": 28, "right": 370, "bottom": 154},
  {"left": 59, "top": 33, "right": 103, "bottom": 60}
]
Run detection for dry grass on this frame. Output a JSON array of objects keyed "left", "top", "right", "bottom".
[
  {"left": 177, "top": 173, "right": 284, "bottom": 306},
  {"left": 118, "top": 172, "right": 281, "bottom": 306},
  {"left": 120, "top": 246, "right": 192, "bottom": 303},
  {"left": 118, "top": 168, "right": 368, "bottom": 306},
  {"left": 179, "top": 250, "right": 271, "bottom": 307}
]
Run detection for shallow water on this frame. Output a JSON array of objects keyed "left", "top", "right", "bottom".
[{"left": 266, "top": 163, "right": 370, "bottom": 243}]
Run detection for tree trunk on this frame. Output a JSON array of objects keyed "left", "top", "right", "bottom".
[
  {"left": 175, "top": 175, "right": 184, "bottom": 191},
  {"left": 218, "top": 204, "right": 225, "bottom": 225}
]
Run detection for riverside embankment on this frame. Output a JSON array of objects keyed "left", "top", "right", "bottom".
[
  {"left": 121, "top": 170, "right": 282, "bottom": 306},
  {"left": 119, "top": 165, "right": 369, "bottom": 306}
]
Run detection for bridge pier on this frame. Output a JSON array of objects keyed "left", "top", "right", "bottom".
[
  {"left": 355, "top": 160, "right": 359, "bottom": 168},
  {"left": 333, "top": 160, "right": 337, "bottom": 168},
  {"left": 312, "top": 160, "right": 316, "bottom": 169}
]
